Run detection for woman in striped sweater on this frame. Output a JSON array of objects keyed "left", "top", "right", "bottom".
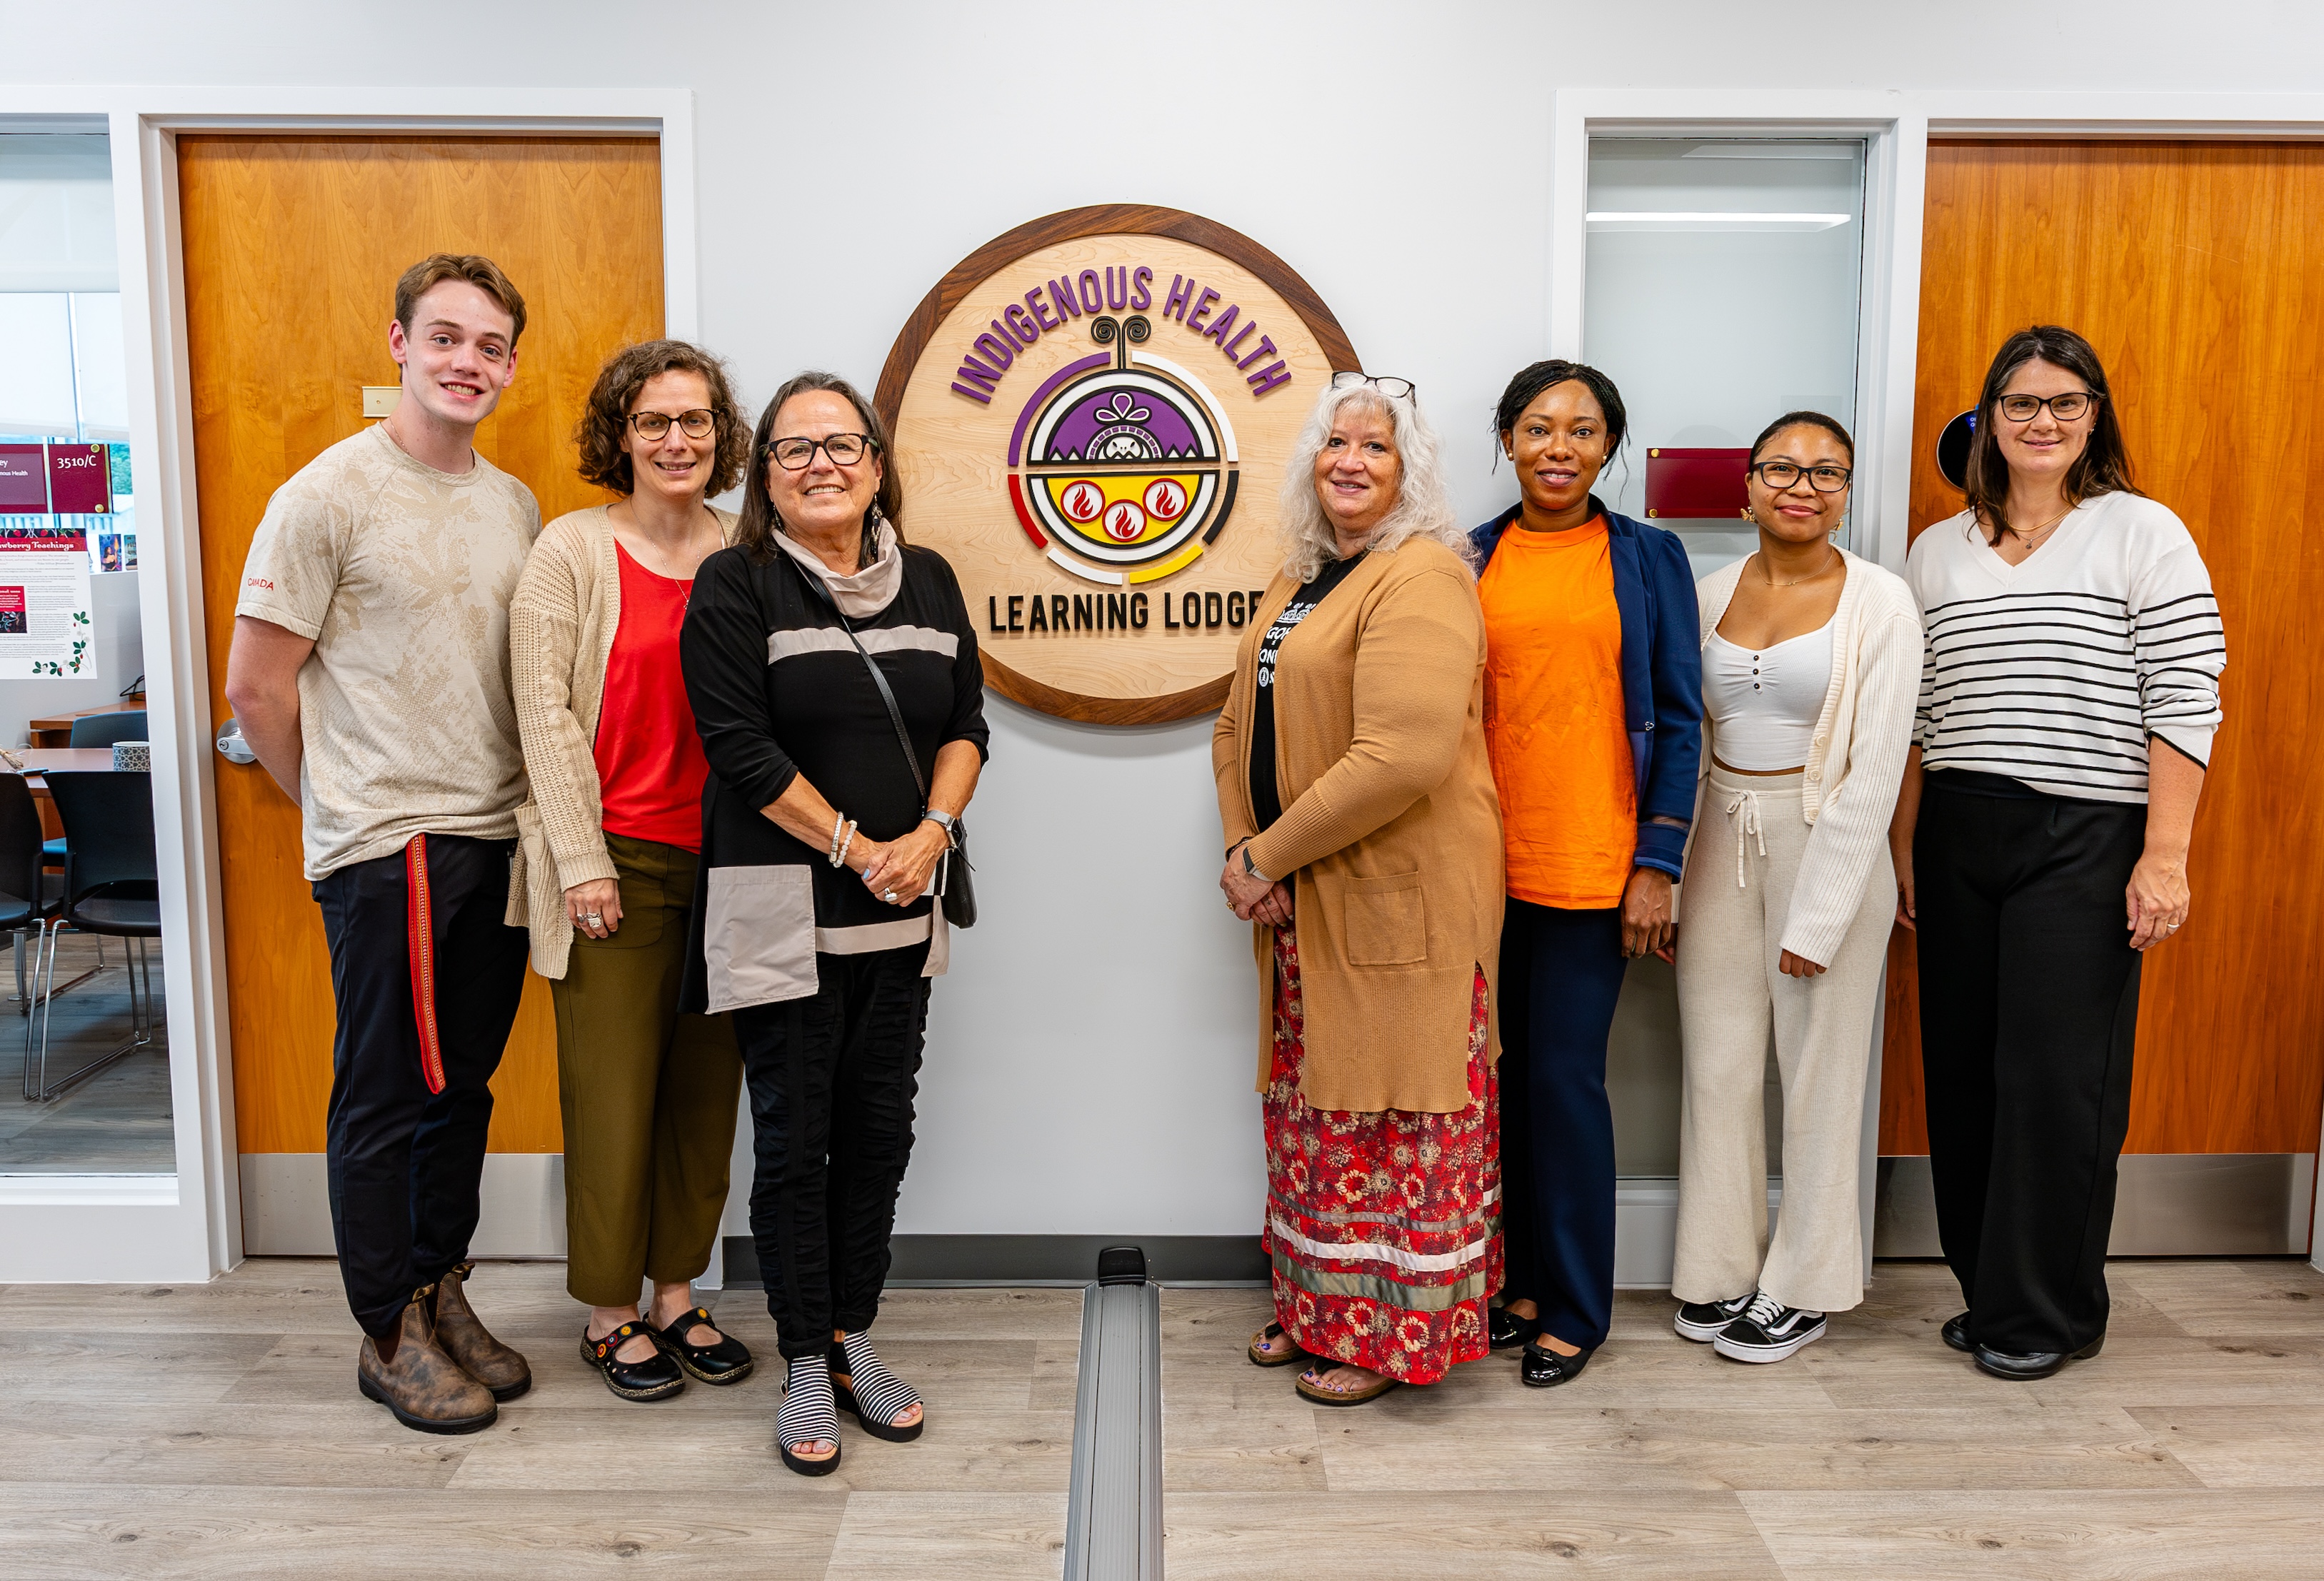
[{"left": 1888, "top": 326, "right": 2225, "bottom": 1382}]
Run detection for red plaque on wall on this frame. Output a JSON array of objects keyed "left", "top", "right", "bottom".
[
  {"left": 0, "top": 446, "right": 45, "bottom": 511},
  {"left": 1644, "top": 447, "right": 1749, "bottom": 520},
  {"left": 46, "top": 443, "right": 110, "bottom": 515}
]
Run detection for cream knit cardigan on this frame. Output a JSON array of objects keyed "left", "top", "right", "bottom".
[
  {"left": 1683, "top": 546, "right": 1922, "bottom": 966},
  {"left": 504, "top": 503, "right": 738, "bottom": 978}
]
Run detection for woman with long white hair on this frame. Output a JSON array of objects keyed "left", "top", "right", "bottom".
[{"left": 1212, "top": 373, "right": 1506, "bottom": 1406}]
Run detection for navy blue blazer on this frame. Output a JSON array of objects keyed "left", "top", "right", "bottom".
[{"left": 1468, "top": 498, "right": 1705, "bottom": 880}]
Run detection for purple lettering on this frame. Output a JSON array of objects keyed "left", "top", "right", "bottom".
[
  {"left": 1163, "top": 272, "right": 1192, "bottom": 321},
  {"left": 1246, "top": 360, "right": 1291, "bottom": 396},
  {"left": 1202, "top": 303, "right": 1240, "bottom": 347},
  {"left": 1104, "top": 266, "right": 1129, "bottom": 311},
  {"left": 1236, "top": 334, "right": 1278, "bottom": 371},
  {"left": 1026, "top": 289, "right": 1060, "bottom": 333},
  {"left": 1220, "top": 319, "right": 1257, "bottom": 358},
  {"left": 955, "top": 354, "right": 1003, "bottom": 393},
  {"left": 1186, "top": 287, "right": 1220, "bottom": 331},
  {"left": 974, "top": 333, "right": 1016, "bottom": 370},
  {"left": 1048, "top": 278, "right": 1081, "bottom": 321},
  {"left": 1005, "top": 304, "right": 1040, "bottom": 344},
  {"left": 1078, "top": 269, "right": 1103, "bottom": 313},
  {"left": 1131, "top": 266, "right": 1153, "bottom": 311},
  {"left": 950, "top": 382, "right": 993, "bottom": 404}
]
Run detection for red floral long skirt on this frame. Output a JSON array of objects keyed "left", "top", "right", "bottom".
[{"left": 1262, "top": 928, "right": 1500, "bottom": 1386}]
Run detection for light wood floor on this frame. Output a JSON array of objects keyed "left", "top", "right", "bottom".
[
  {"left": 0, "top": 1258, "right": 1080, "bottom": 1579},
  {"left": 1163, "top": 1259, "right": 2324, "bottom": 1580}
]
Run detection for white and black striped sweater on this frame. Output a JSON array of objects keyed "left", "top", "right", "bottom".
[{"left": 1907, "top": 491, "right": 2225, "bottom": 804}]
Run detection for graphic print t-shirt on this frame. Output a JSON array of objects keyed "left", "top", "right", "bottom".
[{"left": 1248, "top": 551, "right": 1368, "bottom": 835}]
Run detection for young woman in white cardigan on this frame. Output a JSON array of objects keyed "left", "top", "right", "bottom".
[{"left": 1668, "top": 411, "right": 1921, "bottom": 1364}]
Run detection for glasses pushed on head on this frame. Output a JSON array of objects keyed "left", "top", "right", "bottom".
[{"left": 1331, "top": 371, "right": 1417, "bottom": 403}]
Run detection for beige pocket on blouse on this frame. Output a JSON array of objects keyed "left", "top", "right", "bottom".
[
  {"left": 1343, "top": 870, "right": 1426, "bottom": 966},
  {"left": 703, "top": 865, "right": 817, "bottom": 1012}
]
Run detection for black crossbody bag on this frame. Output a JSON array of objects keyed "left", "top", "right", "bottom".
[{"left": 784, "top": 556, "right": 976, "bottom": 928}]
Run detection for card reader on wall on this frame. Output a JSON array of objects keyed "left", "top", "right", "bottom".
[{"left": 1644, "top": 447, "right": 1751, "bottom": 519}]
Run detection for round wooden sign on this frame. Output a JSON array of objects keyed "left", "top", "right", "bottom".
[{"left": 876, "top": 206, "right": 1361, "bottom": 724}]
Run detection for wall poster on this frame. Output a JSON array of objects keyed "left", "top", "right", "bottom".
[
  {"left": 0, "top": 523, "right": 97, "bottom": 676},
  {"left": 877, "top": 206, "right": 1361, "bottom": 723}
]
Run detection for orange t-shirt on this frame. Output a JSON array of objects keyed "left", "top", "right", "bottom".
[{"left": 1478, "top": 518, "right": 1636, "bottom": 908}]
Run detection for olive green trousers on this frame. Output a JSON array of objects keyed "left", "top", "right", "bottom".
[{"left": 552, "top": 831, "right": 741, "bottom": 1307}]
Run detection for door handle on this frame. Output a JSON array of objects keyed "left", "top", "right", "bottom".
[{"left": 215, "top": 716, "right": 257, "bottom": 765}]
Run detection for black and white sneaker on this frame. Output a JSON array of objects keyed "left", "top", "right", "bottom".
[
  {"left": 1712, "top": 1291, "right": 1826, "bottom": 1363},
  {"left": 1673, "top": 1293, "right": 1754, "bottom": 1343}
]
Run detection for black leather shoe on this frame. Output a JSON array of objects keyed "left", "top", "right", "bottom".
[
  {"left": 1488, "top": 1307, "right": 1531, "bottom": 1352},
  {"left": 1973, "top": 1334, "right": 2103, "bottom": 1381},
  {"left": 1519, "top": 1342, "right": 1596, "bottom": 1388},
  {"left": 650, "top": 1305, "right": 755, "bottom": 1385},
  {"left": 579, "top": 1320, "right": 686, "bottom": 1400},
  {"left": 1941, "top": 1312, "right": 1971, "bottom": 1353}
]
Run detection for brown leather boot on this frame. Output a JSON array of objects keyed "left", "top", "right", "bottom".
[
  {"left": 431, "top": 1261, "right": 533, "bottom": 1400},
  {"left": 357, "top": 1290, "right": 498, "bottom": 1435}
]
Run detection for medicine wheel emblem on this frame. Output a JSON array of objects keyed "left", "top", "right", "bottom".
[{"left": 1007, "top": 314, "right": 1239, "bottom": 587}]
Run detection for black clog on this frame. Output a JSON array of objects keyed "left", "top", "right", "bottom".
[
  {"left": 579, "top": 1319, "right": 686, "bottom": 1401},
  {"left": 649, "top": 1305, "right": 755, "bottom": 1385}
]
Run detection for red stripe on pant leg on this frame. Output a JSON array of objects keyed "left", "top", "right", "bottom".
[{"left": 405, "top": 834, "right": 445, "bottom": 1095}]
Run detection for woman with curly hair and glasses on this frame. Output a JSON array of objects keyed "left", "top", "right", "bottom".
[{"left": 509, "top": 338, "right": 756, "bottom": 1403}]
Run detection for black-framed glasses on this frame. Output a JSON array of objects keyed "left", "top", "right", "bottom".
[
  {"left": 768, "top": 433, "right": 876, "bottom": 470},
  {"left": 1752, "top": 460, "right": 1853, "bottom": 493},
  {"left": 1331, "top": 371, "right": 1418, "bottom": 402},
  {"left": 628, "top": 408, "right": 716, "bottom": 441},
  {"left": 1997, "top": 391, "right": 2098, "bottom": 422}
]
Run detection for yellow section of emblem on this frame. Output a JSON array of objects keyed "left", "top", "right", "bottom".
[{"left": 1042, "top": 473, "right": 1199, "bottom": 550}]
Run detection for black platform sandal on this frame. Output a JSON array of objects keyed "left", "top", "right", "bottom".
[
  {"left": 578, "top": 1319, "right": 686, "bottom": 1402},
  {"left": 834, "top": 1330, "right": 923, "bottom": 1442},
  {"left": 779, "top": 1354, "right": 843, "bottom": 1475},
  {"left": 650, "top": 1305, "right": 755, "bottom": 1385}
]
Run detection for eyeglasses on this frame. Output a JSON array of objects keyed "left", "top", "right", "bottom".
[
  {"left": 628, "top": 408, "right": 716, "bottom": 441},
  {"left": 1751, "top": 461, "right": 1853, "bottom": 493},
  {"left": 768, "top": 433, "right": 876, "bottom": 470},
  {"left": 1997, "top": 391, "right": 2098, "bottom": 423},
  {"left": 1331, "top": 371, "right": 1418, "bottom": 402}
]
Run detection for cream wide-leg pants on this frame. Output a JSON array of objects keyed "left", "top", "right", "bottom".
[{"left": 1673, "top": 766, "right": 1893, "bottom": 1315}]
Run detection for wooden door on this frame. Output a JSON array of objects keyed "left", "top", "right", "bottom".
[
  {"left": 182, "top": 136, "right": 664, "bottom": 1170},
  {"left": 1882, "top": 140, "right": 2324, "bottom": 1158}
]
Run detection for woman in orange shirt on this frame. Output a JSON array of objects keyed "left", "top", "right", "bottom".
[{"left": 1469, "top": 361, "right": 1703, "bottom": 1387}]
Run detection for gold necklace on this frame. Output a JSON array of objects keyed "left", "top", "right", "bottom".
[
  {"left": 2010, "top": 504, "right": 2074, "bottom": 546},
  {"left": 1760, "top": 546, "right": 1839, "bottom": 589}
]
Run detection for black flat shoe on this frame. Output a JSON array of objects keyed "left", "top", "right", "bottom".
[
  {"left": 1519, "top": 1342, "right": 1596, "bottom": 1388},
  {"left": 579, "top": 1320, "right": 686, "bottom": 1401},
  {"left": 1488, "top": 1307, "right": 1531, "bottom": 1352},
  {"left": 1942, "top": 1312, "right": 1972, "bottom": 1352},
  {"left": 650, "top": 1305, "right": 754, "bottom": 1385},
  {"left": 1973, "top": 1334, "right": 2103, "bottom": 1381}
]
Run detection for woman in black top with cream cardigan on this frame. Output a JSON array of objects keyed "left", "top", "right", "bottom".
[{"left": 680, "top": 372, "right": 988, "bottom": 1475}]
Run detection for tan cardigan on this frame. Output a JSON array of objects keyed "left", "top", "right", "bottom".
[
  {"left": 505, "top": 503, "right": 739, "bottom": 978},
  {"left": 1212, "top": 536, "right": 1505, "bottom": 1113}
]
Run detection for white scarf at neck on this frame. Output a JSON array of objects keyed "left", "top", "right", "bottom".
[{"left": 773, "top": 516, "right": 902, "bottom": 618}]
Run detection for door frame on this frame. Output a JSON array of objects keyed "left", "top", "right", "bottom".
[
  {"left": 0, "top": 86, "right": 697, "bottom": 1280},
  {"left": 1546, "top": 87, "right": 2324, "bottom": 1279}
]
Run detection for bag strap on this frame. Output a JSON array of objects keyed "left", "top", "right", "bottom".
[{"left": 784, "top": 553, "right": 929, "bottom": 806}]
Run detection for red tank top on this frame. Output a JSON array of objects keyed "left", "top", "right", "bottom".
[{"left": 593, "top": 540, "right": 710, "bottom": 852}]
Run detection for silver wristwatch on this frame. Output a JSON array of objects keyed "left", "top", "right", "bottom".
[{"left": 921, "top": 809, "right": 958, "bottom": 841}]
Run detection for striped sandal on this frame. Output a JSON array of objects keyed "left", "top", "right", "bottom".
[
  {"left": 834, "top": 1330, "right": 923, "bottom": 1443},
  {"left": 778, "top": 1354, "right": 843, "bottom": 1476}
]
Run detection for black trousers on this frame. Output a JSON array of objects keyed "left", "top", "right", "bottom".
[
  {"left": 1498, "top": 899, "right": 1630, "bottom": 1352},
  {"left": 735, "top": 942, "right": 931, "bottom": 1360},
  {"left": 1914, "top": 780, "right": 2145, "bottom": 1355},
  {"left": 314, "top": 834, "right": 530, "bottom": 1339}
]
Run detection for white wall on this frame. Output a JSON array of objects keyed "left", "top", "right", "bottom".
[{"left": 19, "top": 0, "right": 2324, "bottom": 1240}]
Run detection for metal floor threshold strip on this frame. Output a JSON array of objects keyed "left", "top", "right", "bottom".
[{"left": 1062, "top": 1245, "right": 1163, "bottom": 1581}]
